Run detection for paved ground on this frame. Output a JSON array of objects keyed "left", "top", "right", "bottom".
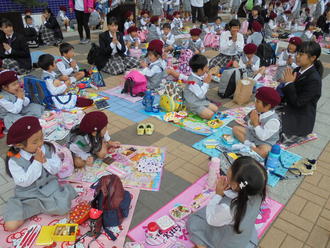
[{"left": 0, "top": 27, "right": 329, "bottom": 247}]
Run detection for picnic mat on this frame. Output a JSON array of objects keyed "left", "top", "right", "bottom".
[
  {"left": 0, "top": 182, "right": 140, "bottom": 248},
  {"left": 103, "top": 86, "right": 143, "bottom": 103},
  {"left": 192, "top": 126, "right": 302, "bottom": 187},
  {"left": 128, "top": 174, "right": 284, "bottom": 247},
  {"left": 69, "top": 145, "right": 165, "bottom": 191}
]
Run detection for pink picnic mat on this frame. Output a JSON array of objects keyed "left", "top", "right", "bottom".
[
  {"left": 128, "top": 175, "right": 283, "bottom": 248},
  {"left": 103, "top": 86, "right": 143, "bottom": 103},
  {"left": 0, "top": 182, "right": 140, "bottom": 248}
]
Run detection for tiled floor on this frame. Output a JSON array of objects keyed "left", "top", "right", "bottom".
[{"left": 0, "top": 27, "right": 330, "bottom": 248}]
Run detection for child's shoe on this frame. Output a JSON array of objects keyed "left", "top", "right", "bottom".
[
  {"left": 145, "top": 123, "right": 154, "bottom": 135},
  {"left": 137, "top": 123, "right": 146, "bottom": 135}
]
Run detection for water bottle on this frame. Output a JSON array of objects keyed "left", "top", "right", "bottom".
[
  {"left": 208, "top": 157, "right": 220, "bottom": 190},
  {"left": 142, "top": 90, "right": 154, "bottom": 112},
  {"left": 266, "top": 144, "right": 281, "bottom": 172}
]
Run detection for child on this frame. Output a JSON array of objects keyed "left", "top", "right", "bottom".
[
  {"left": 171, "top": 11, "right": 183, "bottom": 35},
  {"left": 301, "top": 22, "right": 317, "bottom": 41},
  {"left": 0, "top": 70, "right": 44, "bottom": 129},
  {"left": 147, "top": 16, "right": 162, "bottom": 42},
  {"left": 24, "top": 9, "right": 34, "bottom": 22},
  {"left": 248, "top": 6, "right": 264, "bottom": 31},
  {"left": 56, "top": 6, "right": 70, "bottom": 31},
  {"left": 140, "top": 39, "right": 166, "bottom": 90},
  {"left": 183, "top": 54, "right": 218, "bottom": 120},
  {"left": 239, "top": 43, "right": 265, "bottom": 80},
  {"left": 69, "top": 111, "right": 120, "bottom": 168},
  {"left": 276, "top": 36, "right": 302, "bottom": 81},
  {"left": 264, "top": 11, "right": 279, "bottom": 39},
  {"left": 39, "top": 8, "right": 63, "bottom": 46},
  {"left": 184, "top": 28, "right": 205, "bottom": 54},
  {"left": 124, "top": 11, "right": 135, "bottom": 33},
  {"left": 161, "top": 23, "right": 175, "bottom": 52},
  {"left": 300, "top": 8, "right": 313, "bottom": 24},
  {"left": 213, "top": 17, "right": 223, "bottom": 35},
  {"left": 151, "top": 0, "right": 163, "bottom": 17},
  {"left": 233, "top": 87, "right": 281, "bottom": 158},
  {"left": 187, "top": 156, "right": 267, "bottom": 248},
  {"left": 56, "top": 42, "right": 85, "bottom": 83},
  {"left": 246, "top": 21, "right": 263, "bottom": 47},
  {"left": 124, "top": 26, "right": 141, "bottom": 49},
  {"left": 140, "top": 10, "right": 150, "bottom": 30},
  {"left": 99, "top": 17, "right": 139, "bottom": 75},
  {"left": 24, "top": 15, "right": 39, "bottom": 48},
  {"left": 3, "top": 116, "right": 76, "bottom": 231},
  {"left": 278, "top": 10, "right": 293, "bottom": 29}
]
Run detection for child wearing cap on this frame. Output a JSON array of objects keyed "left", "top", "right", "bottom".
[
  {"left": 69, "top": 111, "right": 121, "bottom": 168},
  {"left": 124, "top": 26, "right": 141, "bottom": 49},
  {"left": 147, "top": 16, "right": 162, "bottom": 42},
  {"left": 161, "top": 23, "right": 176, "bottom": 52},
  {"left": 233, "top": 87, "right": 281, "bottom": 158},
  {"left": 276, "top": 36, "right": 301, "bottom": 81},
  {"left": 124, "top": 11, "right": 135, "bottom": 34},
  {"left": 246, "top": 21, "right": 263, "bottom": 47},
  {"left": 184, "top": 28, "right": 205, "bottom": 54},
  {"left": 0, "top": 70, "right": 44, "bottom": 129},
  {"left": 3, "top": 116, "right": 77, "bottom": 232},
  {"left": 140, "top": 10, "right": 150, "bottom": 31},
  {"left": 264, "top": 11, "right": 279, "bottom": 39},
  {"left": 183, "top": 54, "right": 218, "bottom": 120},
  {"left": 239, "top": 43, "right": 265, "bottom": 80},
  {"left": 171, "top": 11, "right": 183, "bottom": 35},
  {"left": 140, "top": 39, "right": 166, "bottom": 90},
  {"left": 56, "top": 6, "right": 70, "bottom": 32}
]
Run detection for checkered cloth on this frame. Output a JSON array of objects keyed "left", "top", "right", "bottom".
[
  {"left": 102, "top": 54, "right": 139, "bottom": 75},
  {"left": 2, "top": 58, "right": 30, "bottom": 75},
  {"left": 209, "top": 53, "right": 240, "bottom": 68},
  {"left": 39, "top": 25, "right": 56, "bottom": 45},
  {"left": 280, "top": 133, "right": 307, "bottom": 147}
]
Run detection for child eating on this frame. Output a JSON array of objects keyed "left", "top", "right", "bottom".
[
  {"left": 184, "top": 28, "right": 205, "bottom": 54},
  {"left": 161, "top": 23, "right": 175, "bottom": 52},
  {"left": 239, "top": 43, "right": 265, "bottom": 80}
]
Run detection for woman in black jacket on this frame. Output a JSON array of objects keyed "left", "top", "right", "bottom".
[
  {"left": 317, "top": 9, "right": 330, "bottom": 35},
  {"left": 39, "top": 8, "right": 63, "bottom": 46},
  {"left": 280, "top": 41, "right": 323, "bottom": 145}
]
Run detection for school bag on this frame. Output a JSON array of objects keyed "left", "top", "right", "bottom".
[
  {"left": 256, "top": 40, "right": 276, "bottom": 67},
  {"left": 51, "top": 142, "right": 74, "bottom": 179},
  {"left": 178, "top": 49, "right": 194, "bottom": 76},
  {"left": 121, "top": 70, "right": 147, "bottom": 97},
  {"left": 159, "top": 81, "right": 185, "bottom": 112},
  {"left": 218, "top": 68, "right": 246, "bottom": 99},
  {"left": 203, "top": 33, "right": 220, "bottom": 49},
  {"left": 87, "top": 43, "right": 108, "bottom": 71}
]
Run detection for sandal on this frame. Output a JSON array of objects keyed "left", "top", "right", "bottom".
[
  {"left": 137, "top": 123, "right": 146, "bottom": 136},
  {"left": 145, "top": 123, "right": 154, "bottom": 135}
]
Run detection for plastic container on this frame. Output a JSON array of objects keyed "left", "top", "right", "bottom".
[
  {"left": 266, "top": 144, "right": 281, "bottom": 172},
  {"left": 208, "top": 157, "right": 220, "bottom": 190},
  {"left": 169, "top": 205, "right": 191, "bottom": 221}
]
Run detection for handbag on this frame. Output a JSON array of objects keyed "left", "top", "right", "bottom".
[{"left": 51, "top": 94, "right": 77, "bottom": 110}]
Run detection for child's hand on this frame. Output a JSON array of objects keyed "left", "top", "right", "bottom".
[
  {"left": 108, "top": 141, "right": 121, "bottom": 148},
  {"left": 59, "top": 75, "right": 69, "bottom": 81},
  {"left": 3, "top": 43, "right": 11, "bottom": 51},
  {"left": 35, "top": 148, "right": 46, "bottom": 163},
  {"left": 140, "top": 60, "right": 147, "bottom": 68},
  {"left": 134, "top": 41, "right": 139, "bottom": 47},
  {"left": 86, "top": 156, "right": 94, "bottom": 166},
  {"left": 250, "top": 110, "right": 259, "bottom": 127},
  {"left": 126, "top": 41, "right": 131, "bottom": 48},
  {"left": 194, "top": 50, "right": 200, "bottom": 54},
  {"left": 16, "top": 88, "right": 25, "bottom": 99},
  {"left": 64, "top": 80, "right": 71, "bottom": 87},
  {"left": 53, "top": 79, "right": 62, "bottom": 87},
  {"left": 203, "top": 73, "right": 212, "bottom": 84},
  {"left": 216, "top": 176, "right": 229, "bottom": 196},
  {"left": 70, "top": 60, "right": 77, "bottom": 68}
]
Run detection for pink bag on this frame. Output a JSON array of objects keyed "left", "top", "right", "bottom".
[
  {"left": 203, "top": 33, "right": 220, "bottom": 48},
  {"left": 240, "top": 20, "right": 249, "bottom": 34},
  {"left": 178, "top": 49, "right": 194, "bottom": 76},
  {"left": 137, "top": 30, "right": 148, "bottom": 43},
  {"left": 129, "top": 48, "right": 143, "bottom": 58},
  {"left": 123, "top": 70, "right": 147, "bottom": 96},
  {"left": 52, "top": 142, "right": 74, "bottom": 179}
]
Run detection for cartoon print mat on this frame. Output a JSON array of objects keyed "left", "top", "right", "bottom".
[
  {"left": 103, "top": 86, "right": 143, "bottom": 103},
  {"left": 128, "top": 175, "right": 284, "bottom": 247},
  {"left": 0, "top": 182, "right": 140, "bottom": 248}
]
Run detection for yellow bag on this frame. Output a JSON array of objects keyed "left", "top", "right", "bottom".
[{"left": 159, "top": 81, "right": 185, "bottom": 112}]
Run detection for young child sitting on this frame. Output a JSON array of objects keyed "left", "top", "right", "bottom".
[
  {"left": 140, "top": 39, "right": 166, "bottom": 90},
  {"left": 0, "top": 70, "right": 44, "bottom": 129},
  {"left": 3, "top": 116, "right": 76, "bottom": 231},
  {"left": 301, "top": 22, "right": 317, "bottom": 41},
  {"left": 56, "top": 6, "right": 70, "bottom": 31},
  {"left": 278, "top": 10, "right": 293, "bottom": 29},
  {"left": 183, "top": 54, "right": 218, "bottom": 120},
  {"left": 248, "top": 6, "right": 265, "bottom": 30},
  {"left": 147, "top": 16, "right": 162, "bottom": 42},
  {"left": 56, "top": 42, "right": 85, "bottom": 83},
  {"left": 124, "top": 11, "right": 135, "bottom": 33},
  {"left": 184, "top": 28, "right": 205, "bottom": 54},
  {"left": 276, "top": 36, "right": 302, "bottom": 81},
  {"left": 69, "top": 111, "right": 120, "bottom": 168},
  {"left": 213, "top": 17, "right": 223, "bottom": 35},
  {"left": 246, "top": 21, "right": 263, "bottom": 47},
  {"left": 24, "top": 15, "right": 39, "bottom": 47},
  {"left": 239, "top": 43, "right": 265, "bottom": 80},
  {"left": 233, "top": 87, "right": 281, "bottom": 158},
  {"left": 264, "top": 11, "right": 279, "bottom": 39},
  {"left": 187, "top": 156, "right": 267, "bottom": 248},
  {"left": 161, "top": 23, "right": 175, "bottom": 52},
  {"left": 124, "top": 26, "right": 141, "bottom": 49},
  {"left": 140, "top": 10, "right": 150, "bottom": 31},
  {"left": 171, "top": 11, "right": 183, "bottom": 35}
]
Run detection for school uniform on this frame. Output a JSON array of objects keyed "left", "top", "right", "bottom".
[
  {"left": 301, "top": 30, "right": 314, "bottom": 41},
  {"left": 246, "top": 32, "right": 263, "bottom": 46},
  {"left": 161, "top": 31, "right": 175, "bottom": 47},
  {"left": 239, "top": 54, "right": 260, "bottom": 78},
  {"left": 140, "top": 18, "right": 149, "bottom": 30},
  {"left": 276, "top": 50, "right": 297, "bottom": 81},
  {"left": 56, "top": 56, "right": 80, "bottom": 82},
  {"left": 0, "top": 32, "right": 32, "bottom": 74},
  {"left": 99, "top": 30, "right": 139, "bottom": 75},
  {"left": 281, "top": 65, "right": 322, "bottom": 137},
  {"left": 147, "top": 24, "right": 162, "bottom": 43},
  {"left": 209, "top": 30, "right": 244, "bottom": 68},
  {"left": 24, "top": 24, "right": 39, "bottom": 47},
  {"left": 151, "top": 0, "right": 164, "bottom": 16},
  {"left": 141, "top": 58, "right": 166, "bottom": 90},
  {"left": 39, "top": 15, "right": 63, "bottom": 45},
  {"left": 184, "top": 38, "right": 205, "bottom": 53},
  {"left": 4, "top": 144, "right": 77, "bottom": 222},
  {"left": 124, "top": 34, "right": 141, "bottom": 48},
  {"left": 248, "top": 15, "right": 264, "bottom": 30},
  {"left": 0, "top": 90, "right": 44, "bottom": 129},
  {"left": 42, "top": 70, "right": 68, "bottom": 95},
  {"left": 317, "top": 15, "right": 330, "bottom": 34},
  {"left": 213, "top": 24, "right": 223, "bottom": 34},
  {"left": 183, "top": 72, "right": 210, "bottom": 115},
  {"left": 124, "top": 20, "right": 135, "bottom": 32},
  {"left": 56, "top": 10, "right": 70, "bottom": 27},
  {"left": 171, "top": 17, "right": 183, "bottom": 35},
  {"left": 187, "top": 190, "right": 261, "bottom": 248},
  {"left": 264, "top": 20, "right": 276, "bottom": 39}
]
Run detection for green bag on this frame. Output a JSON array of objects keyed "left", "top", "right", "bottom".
[{"left": 245, "top": 0, "right": 254, "bottom": 11}]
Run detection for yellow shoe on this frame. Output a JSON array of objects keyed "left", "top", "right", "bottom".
[
  {"left": 137, "top": 123, "right": 145, "bottom": 135},
  {"left": 145, "top": 123, "right": 154, "bottom": 135}
]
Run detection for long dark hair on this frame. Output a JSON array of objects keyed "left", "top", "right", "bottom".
[
  {"left": 299, "top": 41, "right": 323, "bottom": 77},
  {"left": 69, "top": 124, "right": 103, "bottom": 153},
  {"left": 230, "top": 156, "right": 267, "bottom": 234}
]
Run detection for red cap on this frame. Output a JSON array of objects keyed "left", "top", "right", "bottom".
[
  {"left": 243, "top": 43, "right": 258, "bottom": 54},
  {"left": 125, "top": 11, "right": 133, "bottom": 19},
  {"left": 269, "top": 11, "right": 277, "bottom": 20},
  {"left": 289, "top": 36, "right": 302, "bottom": 46},
  {"left": 79, "top": 111, "right": 108, "bottom": 134},
  {"left": 255, "top": 87, "right": 281, "bottom": 108},
  {"left": 0, "top": 70, "right": 18, "bottom": 87},
  {"left": 305, "top": 8, "right": 310, "bottom": 12},
  {"left": 24, "top": 9, "right": 32, "bottom": 14},
  {"left": 148, "top": 39, "right": 163, "bottom": 55},
  {"left": 127, "top": 26, "right": 138, "bottom": 33},
  {"left": 275, "top": 1, "right": 281, "bottom": 6},
  {"left": 150, "top": 16, "right": 159, "bottom": 24},
  {"left": 284, "top": 10, "right": 292, "bottom": 14},
  {"left": 7, "top": 116, "right": 42, "bottom": 145},
  {"left": 141, "top": 10, "right": 149, "bottom": 16},
  {"left": 173, "top": 11, "right": 180, "bottom": 16},
  {"left": 166, "top": 14, "right": 173, "bottom": 21},
  {"left": 59, "top": 5, "right": 67, "bottom": 11},
  {"left": 76, "top": 97, "right": 94, "bottom": 107},
  {"left": 190, "top": 28, "right": 202, "bottom": 36},
  {"left": 251, "top": 21, "right": 262, "bottom": 32}
]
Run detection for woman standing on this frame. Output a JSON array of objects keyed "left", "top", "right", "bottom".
[{"left": 69, "top": 0, "right": 94, "bottom": 44}]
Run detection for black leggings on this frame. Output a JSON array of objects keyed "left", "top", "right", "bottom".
[
  {"left": 75, "top": 10, "right": 91, "bottom": 39},
  {"left": 191, "top": 6, "right": 205, "bottom": 23}
]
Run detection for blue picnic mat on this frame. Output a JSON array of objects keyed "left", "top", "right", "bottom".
[
  {"left": 192, "top": 126, "right": 302, "bottom": 187},
  {"left": 31, "top": 51, "right": 61, "bottom": 64}
]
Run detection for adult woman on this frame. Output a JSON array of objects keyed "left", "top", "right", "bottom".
[
  {"left": 39, "top": 8, "right": 63, "bottom": 46},
  {"left": 280, "top": 41, "right": 323, "bottom": 145},
  {"left": 209, "top": 19, "right": 244, "bottom": 68},
  {"left": 69, "top": 0, "right": 94, "bottom": 44}
]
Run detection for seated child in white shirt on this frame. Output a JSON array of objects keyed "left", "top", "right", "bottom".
[
  {"left": 161, "top": 23, "right": 175, "bottom": 52},
  {"left": 233, "top": 87, "right": 281, "bottom": 158},
  {"left": 184, "top": 28, "right": 205, "bottom": 54},
  {"left": 239, "top": 43, "right": 265, "bottom": 80},
  {"left": 56, "top": 43, "right": 85, "bottom": 83},
  {"left": 124, "top": 26, "right": 141, "bottom": 49},
  {"left": 124, "top": 11, "right": 135, "bottom": 33},
  {"left": 246, "top": 21, "right": 263, "bottom": 47},
  {"left": 171, "top": 11, "right": 183, "bottom": 35},
  {"left": 301, "top": 22, "right": 316, "bottom": 41},
  {"left": 57, "top": 6, "right": 70, "bottom": 31},
  {"left": 213, "top": 17, "right": 223, "bottom": 35},
  {"left": 140, "top": 10, "right": 150, "bottom": 30}
]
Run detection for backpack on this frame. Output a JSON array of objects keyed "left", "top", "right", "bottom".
[
  {"left": 24, "top": 76, "right": 53, "bottom": 109},
  {"left": 90, "top": 68, "right": 106, "bottom": 87},
  {"left": 90, "top": 174, "right": 132, "bottom": 241},
  {"left": 159, "top": 81, "right": 185, "bottom": 112},
  {"left": 121, "top": 70, "right": 147, "bottom": 97},
  {"left": 87, "top": 43, "right": 108, "bottom": 71},
  {"left": 52, "top": 142, "right": 74, "bottom": 179},
  {"left": 203, "top": 33, "right": 220, "bottom": 49},
  {"left": 245, "top": 0, "right": 254, "bottom": 11},
  {"left": 218, "top": 68, "right": 245, "bottom": 99},
  {"left": 256, "top": 40, "right": 276, "bottom": 67},
  {"left": 178, "top": 49, "right": 194, "bottom": 76}
]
